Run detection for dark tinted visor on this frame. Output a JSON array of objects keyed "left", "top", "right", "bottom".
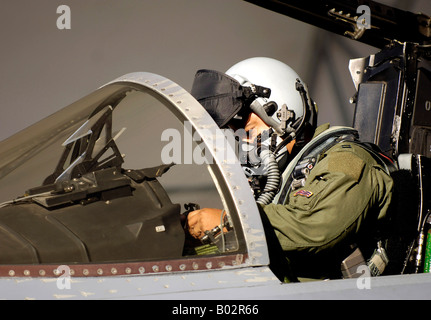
[{"left": 191, "top": 69, "right": 245, "bottom": 128}]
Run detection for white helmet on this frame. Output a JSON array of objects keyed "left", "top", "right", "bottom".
[{"left": 226, "top": 57, "right": 309, "bottom": 133}]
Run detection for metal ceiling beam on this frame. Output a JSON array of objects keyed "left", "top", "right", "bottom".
[{"left": 244, "top": 0, "right": 431, "bottom": 48}]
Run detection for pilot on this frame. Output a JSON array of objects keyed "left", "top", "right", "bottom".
[{"left": 187, "top": 57, "right": 394, "bottom": 280}]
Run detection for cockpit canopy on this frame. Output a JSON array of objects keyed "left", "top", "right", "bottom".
[{"left": 0, "top": 73, "right": 260, "bottom": 271}]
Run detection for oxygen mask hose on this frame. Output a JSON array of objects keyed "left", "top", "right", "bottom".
[{"left": 256, "top": 148, "right": 280, "bottom": 205}]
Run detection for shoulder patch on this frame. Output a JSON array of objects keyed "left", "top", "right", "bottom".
[{"left": 328, "top": 150, "right": 365, "bottom": 182}]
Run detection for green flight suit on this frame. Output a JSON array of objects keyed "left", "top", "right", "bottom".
[{"left": 262, "top": 124, "right": 394, "bottom": 278}]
